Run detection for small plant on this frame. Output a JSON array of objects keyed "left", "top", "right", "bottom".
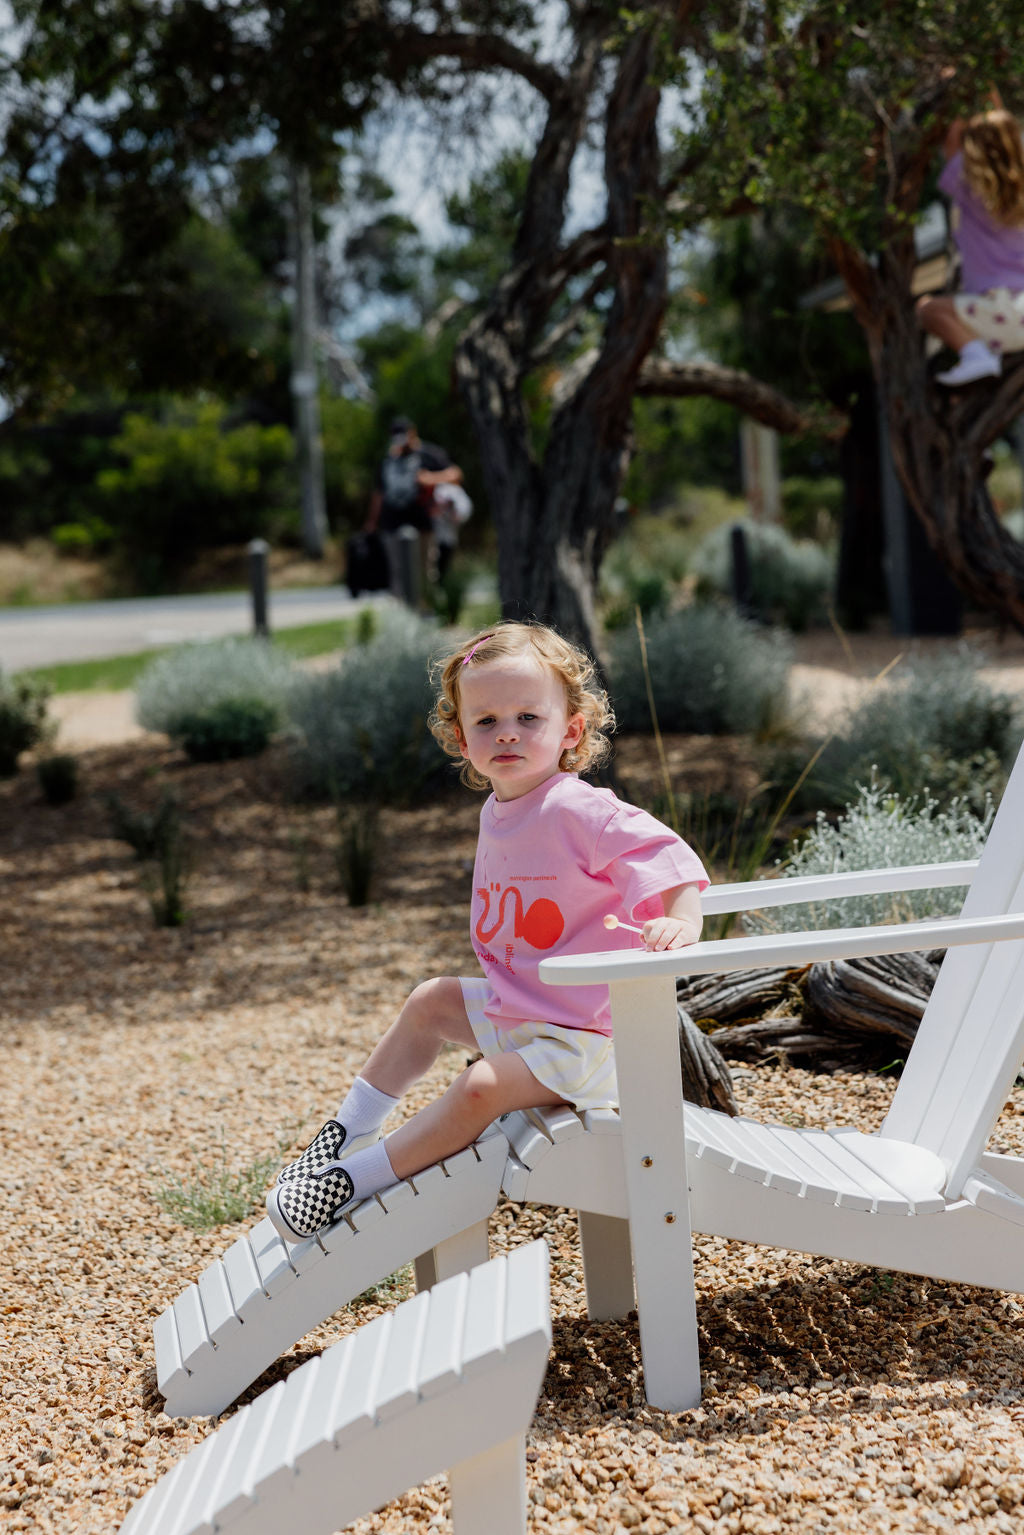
[
  {"left": 289, "top": 608, "right": 444, "bottom": 802},
  {"left": 106, "top": 789, "right": 181, "bottom": 860},
  {"left": 135, "top": 637, "right": 294, "bottom": 761},
  {"left": 355, "top": 606, "right": 378, "bottom": 646},
  {"left": 335, "top": 801, "right": 380, "bottom": 906},
  {"left": 608, "top": 604, "right": 794, "bottom": 737},
  {"left": 154, "top": 1136, "right": 285, "bottom": 1230},
  {"left": 691, "top": 517, "right": 835, "bottom": 631},
  {"left": 0, "top": 667, "right": 53, "bottom": 776},
  {"left": 37, "top": 753, "right": 78, "bottom": 805},
  {"left": 351, "top": 1264, "right": 415, "bottom": 1310},
  {"left": 107, "top": 789, "right": 191, "bottom": 926},
  {"left": 175, "top": 696, "right": 280, "bottom": 762},
  {"left": 748, "top": 780, "right": 993, "bottom": 933},
  {"left": 814, "top": 648, "right": 1020, "bottom": 812}
]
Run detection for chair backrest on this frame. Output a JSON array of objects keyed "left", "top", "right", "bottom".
[{"left": 883, "top": 738, "right": 1024, "bottom": 1196}]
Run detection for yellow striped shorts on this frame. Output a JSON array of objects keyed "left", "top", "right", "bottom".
[{"left": 459, "top": 975, "right": 619, "bottom": 1112}]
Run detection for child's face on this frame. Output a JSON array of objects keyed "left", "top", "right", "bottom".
[{"left": 457, "top": 655, "right": 584, "bottom": 801}]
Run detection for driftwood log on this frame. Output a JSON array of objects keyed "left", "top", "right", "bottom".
[
  {"left": 679, "top": 952, "right": 944, "bottom": 1071},
  {"left": 679, "top": 1005, "right": 739, "bottom": 1115}
]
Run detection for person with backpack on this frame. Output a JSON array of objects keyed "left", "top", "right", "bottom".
[{"left": 365, "top": 417, "right": 463, "bottom": 603}]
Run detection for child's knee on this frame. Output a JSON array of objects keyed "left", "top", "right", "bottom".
[
  {"left": 401, "top": 975, "right": 463, "bottom": 1031},
  {"left": 451, "top": 1058, "right": 502, "bottom": 1115}
]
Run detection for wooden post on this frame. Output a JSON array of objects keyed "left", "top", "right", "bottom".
[{"left": 609, "top": 974, "right": 701, "bottom": 1410}]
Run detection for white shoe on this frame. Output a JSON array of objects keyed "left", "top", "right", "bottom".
[{"left": 935, "top": 345, "right": 1002, "bottom": 387}]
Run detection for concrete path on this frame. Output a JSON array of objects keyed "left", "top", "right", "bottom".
[{"left": 0, "top": 586, "right": 374, "bottom": 672}]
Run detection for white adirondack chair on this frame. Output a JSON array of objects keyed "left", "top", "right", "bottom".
[
  {"left": 127, "top": 1241, "right": 551, "bottom": 1535},
  {"left": 157, "top": 744, "right": 1024, "bottom": 1418},
  {"left": 527, "top": 737, "right": 1024, "bottom": 1409}
]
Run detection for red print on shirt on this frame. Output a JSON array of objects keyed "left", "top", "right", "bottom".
[{"left": 475, "top": 882, "right": 565, "bottom": 950}]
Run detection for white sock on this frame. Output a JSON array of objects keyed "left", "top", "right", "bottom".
[
  {"left": 337, "top": 1077, "right": 399, "bottom": 1138},
  {"left": 962, "top": 338, "right": 997, "bottom": 362},
  {"left": 344, "top": 1136, "right": 398, "bottom": 1201}
]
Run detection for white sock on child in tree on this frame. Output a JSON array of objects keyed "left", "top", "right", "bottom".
[
  {"left": 343, "top": 1136, "right": 398, "bottom": 1201},
  {"left": 337, "top": 1076, "right": 399, "bottom": 1138}
]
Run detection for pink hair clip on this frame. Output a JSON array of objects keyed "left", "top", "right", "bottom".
[{"left": 462, "top": 635, "right": 493, "bottom": 666}]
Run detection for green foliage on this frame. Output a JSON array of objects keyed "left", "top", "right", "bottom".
[
  {"left": 625, "top": 397, "right": 743, "bottom": 506},
  {"left": 780, "top": 477, "right": 844, "bottom": 542},
  {"left": 815, "top": 649, "right": 1021, "bottom": 812},
  {"left": 750, "top": 782, "right": 992, "bottom": 932},
  {"left": 320, "top": 395, "right": 378, "bottom": 530},
  {"left": 0, "top": 669, "right": 53, "bottom": 776},
  {"left": 51, "top": 516, "right": 115, "bottom": 556},
  {"left": 608, "top": 606, "right": 794, "bottom": 737},
  {"left": 691, "top": 517, "right": 835, "bottom": 630},
  {"left": 288, "top": 608, "right": 443, "bottom": 802},
  {"left": 97, "top": 401, "right": 295, "bottom": 591},
  {"left": 175, "top": 697, "right": 280, "bottom": 762},
  {"left": 335, "top": 802, "right": 380, "bottom": 906},
  {"left": 106, "top": 789, "right": 183, "bottom": 862},
  {"left": 154, "top": 1136, "right": 285, "bottom": 1231},
  {"left": 107, "top": 787, "right": 191, "bottom": 925},
  {"left": 135, "top": 638, "right": 294, "bottom": 757},
  {"left": 36, "top": 754, "right": 79, "bottom": 805}
]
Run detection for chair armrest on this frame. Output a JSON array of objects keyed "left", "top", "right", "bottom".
[
  {"left": 701, "top": 859, "right": 978, "bottom": 916},
  {"left": 539, "top": 909, "right": 1024, "bottom": 986}
]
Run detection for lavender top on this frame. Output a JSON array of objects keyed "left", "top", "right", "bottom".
[{"left": 939, "top": 151, "right": 1024, "bottom": 293}]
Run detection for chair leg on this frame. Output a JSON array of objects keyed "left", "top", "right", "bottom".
[
  {"left": 449, "top": 1434, "right": 526, "bottom": 1535},
  {"left": 416, "top": 1218, "right": 490, "bottom": 1291},
  {"left": 578, "top": 1211, "right": 634, "bottom": 1320}
]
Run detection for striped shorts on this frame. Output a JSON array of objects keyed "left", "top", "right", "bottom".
[{"left": 459, "top": 976, "right": 619, "bottom": 1112}]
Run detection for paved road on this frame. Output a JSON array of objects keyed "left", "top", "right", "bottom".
[{"left": 0, "top": 586, "right": 377, "bottom": 671}]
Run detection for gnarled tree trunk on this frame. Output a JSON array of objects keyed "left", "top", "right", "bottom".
[{"left": 833, "top": 235, "right": 1024, "bottom": 631}]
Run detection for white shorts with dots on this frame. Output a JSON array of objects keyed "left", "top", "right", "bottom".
[
  {"left": 953, "top": 287, "right": 1024, "bottom": 352},
  {"left": 458, "top": 976, "right": 619, "bottom": 1112}
]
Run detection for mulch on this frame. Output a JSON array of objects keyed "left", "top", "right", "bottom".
[{"left": 4, "top": 736, "right": 1024, "bottom": 1533}]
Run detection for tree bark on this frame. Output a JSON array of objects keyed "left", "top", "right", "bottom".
[
  {"left": 831, "top": 235, "right": 1024, "bottom": 632},
  {"left": 453, "top": 8, "right": 676, "bottom": 655}
]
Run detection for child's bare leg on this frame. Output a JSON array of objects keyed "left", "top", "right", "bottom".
[
  {"left": 358, "top": 976, "right": 477, "bottom": 1096},
  {"left": 915, "top": 293, "right": 979, "bottom": 350},
  {"left": 384, "top": 1051, "right": 566, "bottom": 1181}
]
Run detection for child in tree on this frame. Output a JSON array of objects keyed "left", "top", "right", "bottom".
[
  {"left": 918, "top": 104, "right": 1024, "bottom": 386},
  {"left": 267, "top": 622, "right": 708, "bottom": 1244}
]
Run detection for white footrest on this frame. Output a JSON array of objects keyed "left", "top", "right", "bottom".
[{"left": 155, "top": 1132, "right": 508, "bottom": 1419}]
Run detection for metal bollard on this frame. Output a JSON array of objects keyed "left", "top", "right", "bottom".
[
  {"left": 394, "top": 525, "right": 421, "bottom": 610},
  {"left": 248, "top": 538, "right": 270, "bottom": 637},
  {"left": 729, "top": 523, "right": 753, "bottom": 618}
]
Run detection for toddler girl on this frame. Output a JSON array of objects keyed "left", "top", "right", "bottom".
[
  {"left": 917, "top": 105, "right": 1024, "bottom": 386},
  {"left": 267, "top": 622, "right": 708, "bottom": 1244}
]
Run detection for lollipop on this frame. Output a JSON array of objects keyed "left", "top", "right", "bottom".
[{"left": 602, "top": 913, "right": 644, "bottom": 936}]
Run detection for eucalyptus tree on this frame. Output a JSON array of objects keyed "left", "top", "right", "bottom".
[
  {"left": 692, "top": 0, "right": 1024, "bottom": 630},
  {"left": 0, "top": 0, "right": 825, "bottom": 646}
]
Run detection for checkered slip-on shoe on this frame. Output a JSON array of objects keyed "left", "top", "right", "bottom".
[
  {"left": 266, "top": 1163, "right": 356, "bottom": 1244},
  {"left": 277, "top": 1120, "right": 381, "bottom": 1184}
]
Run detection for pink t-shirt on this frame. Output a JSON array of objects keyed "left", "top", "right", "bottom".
[{"left": 470, "top": 773, "right": 709, "bottom": 1036}]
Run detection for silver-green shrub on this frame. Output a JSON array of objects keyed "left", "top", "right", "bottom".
[
  {"left": 748, "top": 781, "right": 992, "bottom": 932},
  {"left": 135, "top": 638, "right": 295, "bottom": 758},
  {"left": 288, "top": 608, "right": 443, "bottom": 800},
  {"left": 691, "top": 517, "right": 835, "bottom": 630},
  {"left": 608, "top": 606, "right": 793, "bottom": 736},
  {"left": 816, "top": 647, "right": 1021, "bottom": 812}
]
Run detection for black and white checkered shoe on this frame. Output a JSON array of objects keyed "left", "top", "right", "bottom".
[
  {"left": 277, "top": 1120, "right": 380, "bottom": 1184},
  {"left": 266, "top": 1163, "right": 356, "bottom": 1244}
]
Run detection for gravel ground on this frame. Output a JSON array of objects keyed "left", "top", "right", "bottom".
[{"left": 5, "top": 734, "right": 1024, "bottom": 1534}]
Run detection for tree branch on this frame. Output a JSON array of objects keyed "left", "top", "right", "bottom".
[
  {"left": 390, "top": 27, "right": 567, "bottom": 103},
  {"left": 636, "top": 359, "right": 848, "bottom": 438}
]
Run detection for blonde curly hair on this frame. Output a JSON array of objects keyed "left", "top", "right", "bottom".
[
  {"left": 963, "top": 110, "right": 1024, "bottom": 227},
  {"left": 429, "top": 622, "right": 615, "bottom": 790}
]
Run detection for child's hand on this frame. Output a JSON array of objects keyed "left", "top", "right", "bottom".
[{"left": 641, "top": 915, "right": 701, "bottom": 951}]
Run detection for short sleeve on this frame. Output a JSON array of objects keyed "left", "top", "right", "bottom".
[
  {"left": 939, "top": 151, "right": 966, "bottom": 208},
  {"left": 590, "top": 803, "right": 709, "bottom": 922}
]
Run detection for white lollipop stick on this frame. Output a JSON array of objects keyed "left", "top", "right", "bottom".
[{"left": 603, "top": 913, "right": 644, "bottom": 935}]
